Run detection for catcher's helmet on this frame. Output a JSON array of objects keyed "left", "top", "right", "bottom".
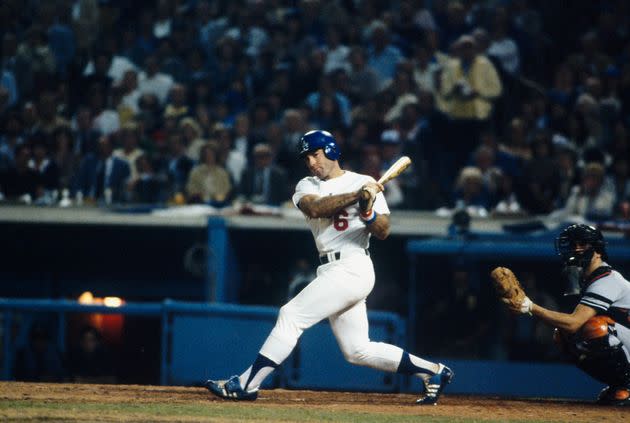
[
  {"left": 556, "top": 224, "right": 608, "bottom": 294},
  {"left": 299, "top": 130, "right": 340, "bottom": 161},
  {"left": 555, "top": 224, "right": 608, "bottom": 263}
]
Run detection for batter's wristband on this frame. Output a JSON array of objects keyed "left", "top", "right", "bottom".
[{"left": 360, "top": 210, "right": 377, "bottom": 224}]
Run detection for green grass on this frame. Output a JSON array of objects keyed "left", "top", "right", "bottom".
[{"left": 0, "top": 400, "right": 565, "bottom": 423}]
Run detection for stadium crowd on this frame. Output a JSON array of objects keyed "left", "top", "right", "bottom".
[{"left": 0, "top": 0, "right": 629, "bottom": 220}]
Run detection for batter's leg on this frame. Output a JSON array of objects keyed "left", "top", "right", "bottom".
[
  {"left": 236, "top": 265, "right": 374, "bottom": 393},
  {"left": 329, "top": 299, "right": 441, "bottom": 377}
]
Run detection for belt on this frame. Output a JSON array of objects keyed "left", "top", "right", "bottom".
[{"left": 319, "top": 249, "right": 369, "bottom": 265}]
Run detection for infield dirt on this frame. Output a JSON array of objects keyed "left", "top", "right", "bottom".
[{"left": 0, "top": 382, "right": 627, "bottom": 422}]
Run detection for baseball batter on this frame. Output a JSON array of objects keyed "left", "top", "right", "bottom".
[
  {"left": 206, "top": 130, "right": 453, "bottom": 404},
  {"left": 504, "top": 224, "right": 630, "bottom": 405}
]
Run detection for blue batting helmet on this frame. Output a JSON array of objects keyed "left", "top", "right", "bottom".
[{"left": 299, "top": 130, "right": 340, "bottom": 161}]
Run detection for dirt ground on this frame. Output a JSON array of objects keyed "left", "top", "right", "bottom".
[{"left": 0, "top": 382, "right": 628, "bottom": 422}]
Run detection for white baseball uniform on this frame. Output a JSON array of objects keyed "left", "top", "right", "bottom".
[
  {"left": 238, "top": 170, "right": 440, "bottom": 393},
  {"left": 293, "top": 171, "right": 390, "bottom": 254}
]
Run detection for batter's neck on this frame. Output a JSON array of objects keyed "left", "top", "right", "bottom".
[{"left": 323, "top": 165, "right": 344, "bottom": 181}]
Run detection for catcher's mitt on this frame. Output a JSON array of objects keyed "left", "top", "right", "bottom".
[
  {"left": 490, "top": 267, "right": 532, "bottom": 314},
  {"left": 359, "top": 186, "right": 377, "bottom": 214}
]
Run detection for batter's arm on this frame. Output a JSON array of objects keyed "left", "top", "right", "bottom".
[
  {"left": 531, "top": 303, "right": 597, "bottom": 334},
  {"left": 367, "top": 213, "right": 390, "bottom": 240},
  {"left": 298, "top": 191, "right": 361, "bottom": 219}
]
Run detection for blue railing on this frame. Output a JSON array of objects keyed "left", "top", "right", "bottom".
[{"left": 0, "top": 298, "right": 404, "bottom": 390}]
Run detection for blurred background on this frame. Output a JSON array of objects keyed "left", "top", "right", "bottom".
[{"left": 1, "top": 0, "right": 630, "bottom": 398}]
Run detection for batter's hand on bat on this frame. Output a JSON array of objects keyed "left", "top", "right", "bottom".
[
  {"left": 358, "top": 182, "right": 381, "bottom": 216},
  {"left": 362, "top": 181, "right": 384, "bottom": 195}
]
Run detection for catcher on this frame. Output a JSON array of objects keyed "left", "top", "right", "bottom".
[{"left": 491, "top": 224, "right": 630, "bottom": 406}]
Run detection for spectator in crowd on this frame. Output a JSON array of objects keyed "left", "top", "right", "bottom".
[
  {"left": 164, "top": 83, "right": 189, "bottom": 121},
  {"left": 47, "top": 4, "right": 76, "bottom": 76},
  {"left": 153, "top": 0, "right": 173, "bottom": 40},
  {"left": 323, "top": 25, "right": 350, "bottom": 74},
  {"left": 491, "top": 169, "right": 522, "bottom": 216},
  {"left": 138, "top": 54, "right": 174, "bottom": 105},
  {"left": 67, "top": 326, "right": 116, "bottom": 384},
  {"left": 1, "top": 69, "right": 18, "bottom": 108},
  {"left": 281, "top": 109, "right": 306, "bottom": 154},
  {"left": 196, "top": 0, "right": 229, "bottom": 55},
  {"left": 89, "top": 87, "right": 119, "bottom": 136},
  {"left": 230, "top": 112, "right": 251, "bottom": 156},
  {"left": 16, "top": 26, "right": 55, "bottom": 87},
  {"left": 561, "top": 162, "right": 616, "bottom": 220},
  {"left": 2, "top": 32, "right": 33, "bottom": 100},
  {"left": 75, "top": 135, "right": 130, "bottom": 203},
  {"left": 440, "top": 1, "right": 471, "bottom": 50},
  {"left": 357, "top": 143, "right": 383, "bottom": 182},
  {"left": 566, "top": 31, "right": 612, "bottom": 83},
  {"left": 440, "top": 35, "right": 502, "bottom": 172},
  {"left": 554, "top": 141, "right": 579, "bottom": 208},
  {"left": 38, "top": 91, "right": 69, "bottom": 136},
  {"left": 411, "top": 44, "right": 442, "bottom": 94},
  {"left": 606, "top": 157, "right": 630, "bottom": 215},
  {"left": 79, "top": 50, "right": 113, "bottom": 102},
  {"left": 452, "top": 166, "right": 491, "bottom": 214},
  {"left": 305, "top": 74, "right": 351, "bottom": 128},
  {"left": 310, "top": 93, "right": 345, "bottom": 130},
  {"left": 487, "top": 7, "right": 520, "bottom": 76},
  {"left": 129, "top": 154, "right": 165, "bottom": 204},
  {"left": 21, "top": 101, "right": 40, "bottom": 138},
  {"left": 166, "top": 132, "right": 194, "bottom": 197},
  {"left": 366, "top": 20, "right": 403, "bottom": 86},
  {"left": 186, "top": 142, "right": 231, "bottom": 205},
  {"left": 499, "top": 117, "right": 531, "bottom": 162},
  {"left": 519, "top": 130, "right": 561, "bottom": 214},
  {"left": 0, "top": 143, "right": 42, "bottom": 202},
  {"left": 180, "top": 117, "right": 205, "bottom": 162},
  {"left": 113, "top": 122, "right": 144, "bottom": 181},
  {"left": 53, "top": 127, "right": 79, "bottom": 190},
  {"left": 72, "top": 106, "right": 101, "bottom": 157},
  {"left": 118, "top": 70, "right": 142, "bottom": 116},
  {"left": 72, "top": 0, "right": 100, "bottom": 52},
  {"left": 237, "top": 143, "right": 288, "bottom": 207},
  {"left": 29, "top": 136, "right": 59, "bottom": 193},
  {"left": 347, "top": 46, "right": 382, "bottom": 102},
  {"left": 0, "top": 111, "right": 24, "bottom": 171},
  {"left": 85, "top": 36, "right": 139, "bottom": 86},
  {"left": 214, "top": 124, "right": 246, "bottom": 187}
]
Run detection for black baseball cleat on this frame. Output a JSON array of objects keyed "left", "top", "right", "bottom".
[
  {"left": 597, "top": 386, "right": 630, "bottom": 406},
  {"left": 416, "top": 364, "right": 454, "bottom": 405},
  {"left": 205, "top": 375, "right": 258, "bottom": 401}
]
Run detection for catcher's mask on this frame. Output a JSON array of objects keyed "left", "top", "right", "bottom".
[{"left": 555, "top": 224, "right": 607, "bottom": 294}]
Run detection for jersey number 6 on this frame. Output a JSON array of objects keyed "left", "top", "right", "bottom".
[{"left": 333, "top": 210, "right": 349, "bottom": 231}]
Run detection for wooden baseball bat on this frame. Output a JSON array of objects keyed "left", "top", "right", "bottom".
[
  {"left": 361, "top": 156, "right": 412, "bottom": 199},
  {"left": 378, "top": 156, "right": 412, "bottom": 185}
]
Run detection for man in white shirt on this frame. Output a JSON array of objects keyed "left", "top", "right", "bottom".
[
  {"left": 138, "top": 55, "right": 174, "bottom": 105},
  {"left": 206, "top": 130, "right": 453, "bottom": 404}
]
